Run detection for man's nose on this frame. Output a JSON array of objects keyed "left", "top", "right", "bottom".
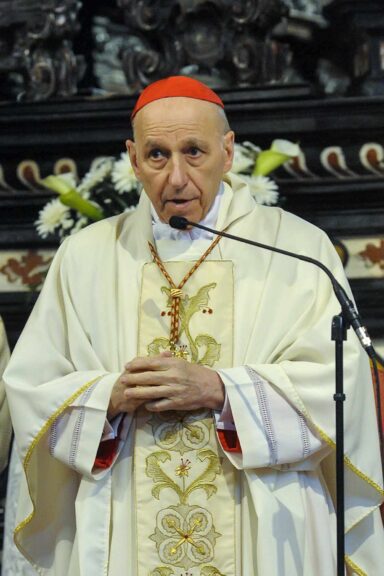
[{"left": 168, "top": 157, "right": 188, "bottom": 189}]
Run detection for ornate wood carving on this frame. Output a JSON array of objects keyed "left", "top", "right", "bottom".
[
  {"left": 0, "top": 0, "right": 84, "bottom": 101},
  {"left": 323, "top": 0, "right": 384, "bottom": 96},
  {"left": 107, "top": 0, "right": 289, "bottom": 90}
]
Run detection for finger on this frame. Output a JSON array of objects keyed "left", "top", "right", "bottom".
[
  {"left": 159, "top": 350, "right": 173, "bottom": 358},
  {"left": 145, "top": 398, "right": 175, "bottom": 412},
  {"left": 124, "top": 355, "right": 174, "bottom": 372},
  {"left": 120, "top": 371, "right": 173, "bottom": 387},
  {"left": 124, "top": 385, "right": 170, "bottom": 401}
]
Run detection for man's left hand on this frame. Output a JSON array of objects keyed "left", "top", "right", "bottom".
[{"left": 120, "top": 352, "right": 225, "bottom": 412}]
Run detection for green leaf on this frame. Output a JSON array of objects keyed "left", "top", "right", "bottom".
[
  {"left": 195, "top": 334, "right": 221, "bottom": 367},
  {"left": 146, "top": 452, "right": 182, "bottom": 501},
  {"left": 201, "top": 567, "right": 225, "bottom": 576},
  {"left": 147, "top": 338, "right": 170, "bottom": 356},
  {"left": 150, "top": 568, "right": 175, "bottom": 576},
  {"left": 185, "top": 449, "right": 222, "bottom": 500},
  {"left": 181, "top": 283, "right": 216, "bottom": 326}
]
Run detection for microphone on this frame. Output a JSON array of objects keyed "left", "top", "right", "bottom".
[{"left": 169, "top": 215, "right": 374, "bottom": 355}]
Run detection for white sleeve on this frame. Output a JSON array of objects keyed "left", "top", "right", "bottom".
[
  {"left": 49, "top": 373, "right": 132, "bottom": 478},
  {"left": 217, "top": 365, "right": 330, "bottom": 470}
]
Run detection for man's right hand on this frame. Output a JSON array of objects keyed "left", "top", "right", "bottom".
[{"left": 107, "top": 370, "right": 146, "bottom": 420}]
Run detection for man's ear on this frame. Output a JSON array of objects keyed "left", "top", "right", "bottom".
[
  {"left": 126, "top": 139, "right": 141, "bottom": 179},
  {"left": 223, "top": 130, "right": 235, "bottom": 173}
]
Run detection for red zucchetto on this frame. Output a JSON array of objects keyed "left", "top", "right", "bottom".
[{"left": 131, "top": 75, "right": 225, "bottom": 119}]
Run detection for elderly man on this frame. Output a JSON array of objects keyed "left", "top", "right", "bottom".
[{"left": 4, "top": 76, "right": 384, "bottom": 576}]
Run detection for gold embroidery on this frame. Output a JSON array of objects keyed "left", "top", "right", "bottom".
[
  {"left": 201, "top": 567, "right": 226, "bottom": 576},
  {"left": 176, "top": 458, "right": 191, "bottom": 478},
  {"left": 137, "top": 259, "right": 235, "bottom": 574},
  {"left": 345, "top": 555, "right": 367, "bottom": 576},
  {"left": 146, "top": 413, "right": 223, "bottom": 571},
  {"left": 150, "top": 568, "right": 175, "bottom": 576},
  {"left": 169, "top": 341, "right": 189, "bottom": 360},
  {"left": 314, "top": 425, "right": 384, "bottom": 496},
  {"left": 149, "top": 411, "right": 212, "bottom": 455},
  {"left": 14, "top": 377, "right": 102, "bottom": 550},
  {"left": 146, "top": 448, "right": 221, "bottom": 505},
  {"left": 150, "top": 504, "right": 220, "bottom": 569},
  {"left": 148, "top": 283, "right": 221, "bottom": 366},
  {"left": 289, "top": 399, "right": 384, "bottom": 497}
]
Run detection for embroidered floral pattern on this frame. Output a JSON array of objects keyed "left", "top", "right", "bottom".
[
  {"left": 147, "top": 283, "right": 221, "bottom": 366},
  {"left": 146, "top": 448, "right": 222, "bottom": 505},
  {"left": 150, "top": 504, "right": 220, "bottom": 568},
  {"left": 176, "top": 458, "right": 191, "bottom": 477},
  {"left": 145, "top": 417, "right": 224, "bottom": 571},
  {"left": 141, "top": 269, "right": 233, "bottom": 574},
  {"left": 148, "top": 411, "right": 212, "bottom": 456}
]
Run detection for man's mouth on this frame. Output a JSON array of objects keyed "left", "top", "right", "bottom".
[{"left": 166, "top": 198, "right": 196, "bottom": 205}]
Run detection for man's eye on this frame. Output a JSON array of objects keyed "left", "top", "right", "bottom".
[
  {"left": 149, "top": 149, "right": 164, "bottom": 160},
  {"left": 188, "top": 147, "right": 201, "bottom": 157}
]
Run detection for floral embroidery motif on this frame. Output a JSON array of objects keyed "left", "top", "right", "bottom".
[
  {"left": 149, "top": 565, "right": 226, "bottom": 575},
  {"left": 176, "top": 458, "right": 191, "bottom": 478},
  {"left": 148, "top": 411, "right": 212, "bottom": 456},
  {"left": 150, "top": 504, "right": 220, "bottom": 568},
  {"left": 146, "top": 410, "right": 225, "bottom": 571},
  {"left": 143, "top": 276, "right": 231, "bottom": 574},
  {"left": 147, "top": 283, "right": 221, "bottom": 366},
  {"left": 146, "top": 448, "right": 222, "bottom": 505}
]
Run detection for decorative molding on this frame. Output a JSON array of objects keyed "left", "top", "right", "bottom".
[
  {"left": 2, "top": 140, "right": 384, "bottom": 196},
  {"left": 0, "top": 250, "right": 54, "bottom": 292}
]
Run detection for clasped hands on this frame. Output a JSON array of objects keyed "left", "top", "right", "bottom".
[{"left": 107, "top": 351, "right": 225, "bottom": 420}]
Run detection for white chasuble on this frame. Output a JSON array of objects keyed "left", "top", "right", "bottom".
[{"left": 135, "top": 259, "right": 237, "bottom": 576}]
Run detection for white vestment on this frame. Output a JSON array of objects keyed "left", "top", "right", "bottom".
[
  {"left": 0, "top": 315, "right": 11, "bottom": 473},
  {"left": 4, "top": 173, "right": 384, "bottom": 575}
]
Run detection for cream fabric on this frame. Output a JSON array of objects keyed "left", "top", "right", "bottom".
[
  {"left": 0, "top": 315, "right": 11, "bottom": 473},
  {"left": 136, "top": 257, "right": 237, "bottom": 574},
  {"left": 4, "top": 173, "right": 384, "bottom": 575}
]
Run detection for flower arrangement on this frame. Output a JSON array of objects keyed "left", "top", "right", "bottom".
[{"left": 36, "top": 140, "right": 300, "bottom": 240}]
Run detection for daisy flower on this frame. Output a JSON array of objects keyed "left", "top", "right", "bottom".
[
  {"left": 232, "top": 143, "right": 257, "bottom": 174},
  {"left": 111, "top": 152, "right": 138, "bottom": 194},
  {"left": 242, "top": 175, "right": 279, "bottom": 205},
  {"left": 35, "top": 199, "right": 72, "bottom": 238},
  {"left": 78, "top": 157, "right": 114, "bottom": 196}
]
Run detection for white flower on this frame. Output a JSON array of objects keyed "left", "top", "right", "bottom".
[
  {"left": 111, "top": 152, "right": 138, "bottom": 194},
  {"left": 243, "top": 175, "right": 279, "bottom": 205},
  {"left": 231, "top": 143, "right": 256, "bottom": 174},
  {"left": 271, "top": 139, "right": 301, "bottom": 157},
  {"left": 78, "top": 157, "right": 114, "bottom": 195},
  {"left": 53, "top": 171, "right": 77, "bottom": 189},
  {"left": 35, "top": 199, "right": 72, "bottom": 238}
]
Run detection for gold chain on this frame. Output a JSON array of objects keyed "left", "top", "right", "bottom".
[{"left": 148, "top": 235, "right": 221, "bottom": 350}]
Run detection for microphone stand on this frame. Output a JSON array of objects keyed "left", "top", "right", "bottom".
[
  {"left": 169, "top": 215, "right": 383, "bottom": 576},
  {"left": 332, "top": 313, "right": 347, "bottom": 574}
]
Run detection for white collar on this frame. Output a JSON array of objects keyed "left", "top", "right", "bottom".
[{"left": 151, "top": 183, "right": 223, "bottom": 241}]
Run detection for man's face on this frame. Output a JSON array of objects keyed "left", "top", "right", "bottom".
[{"left": 126, "top": 97, "right": 234, "bottom": 223}]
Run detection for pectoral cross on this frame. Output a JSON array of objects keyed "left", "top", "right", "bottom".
[{"left": 169, "top": 340, "right": 189, "bottom": 360}]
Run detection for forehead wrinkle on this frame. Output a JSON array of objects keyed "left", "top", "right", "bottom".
[{"left": 141, "top": 118, "right": 206, "bottom": 139}]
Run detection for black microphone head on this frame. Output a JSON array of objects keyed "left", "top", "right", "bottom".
[{"left": 169, "top": 216, "right": 189, "bottom": 230}]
